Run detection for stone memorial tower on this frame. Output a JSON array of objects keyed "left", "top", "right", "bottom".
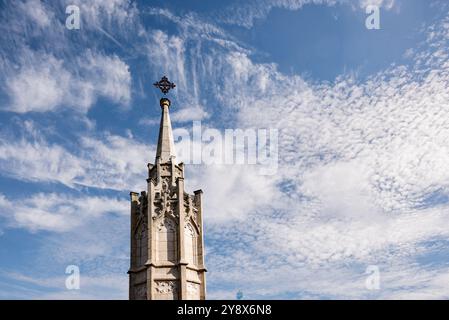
[{"left": 128, "top": 76, "right": 206, "bottom": 300}]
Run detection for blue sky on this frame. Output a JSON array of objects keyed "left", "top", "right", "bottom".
[{"left": 0, "top": 0, "right": 449, "bottom": 299}]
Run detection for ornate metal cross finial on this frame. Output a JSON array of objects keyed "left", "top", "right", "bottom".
[{"left": 153, "top": 76, "right": 176, "bottom": 95}]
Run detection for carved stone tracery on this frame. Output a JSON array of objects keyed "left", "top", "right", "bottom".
[
  {"left": 153, "top": 178, "right": 178, "bottom": 220},
  {"left": 185, "top": 194, "right": 199, "bottom": 223},
  {"left": 155, "top": 280, "right": 178, "bottom": 294},
  {"left": 157, "top": 217, "right": 177, "bottom": 232}
]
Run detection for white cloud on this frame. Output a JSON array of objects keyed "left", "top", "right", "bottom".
[
  {"left": 2, "top": 271, "right": 128, "bottom": 299},
  {"left": 80, "top": 50, "right": 132, "bottom": 108},
  {"left": 171, "top": 105, "right": 209, "bottom": 122},
  {"left": 67, "top": 0, "right": 138, "bottom": 29},
  {"left": 301, "top": 160, "right": 381, "bottom": 221},
  {"left": 0, "top": 122, "right": 151, "bottom": 191},
  {"left": 146, "top": 30, "right": 187, "bottom": 88},
  {"left": 358, "top": 0, "right": 395, "bottom": 10},
  {"left": 219, "top": 0, "right": 397, "bottom": 28},
  {"left": 0, "top": 192, "right": 128, "bottom": 232},
  {"left": 3, "top": 48, "right": 131, "bottom": 113},
  {"left": 186, "top": 165, "right": 279, "bottom": 223},
  {"left": 0, "top": 1, "right": 135, "bottom": 115},
  {"left": 0, "top": 130, "right": 86, "bottom": 186},
  {"left": 18, "top": 0, "right": 53, "bottom": 28},
  {"left": 143, "top": 25, "right": 234, "bottom": 123},
  {"left": 77, "top": 133, "right": 152, "bottom": 191},
  {"left": 138, "top": 117, "right": 160, "bottom": 126},
  {"left": 6, "top": 51, "right": 71, "bottom": 113}
]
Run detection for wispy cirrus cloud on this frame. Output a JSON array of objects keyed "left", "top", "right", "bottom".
[
  {"left": 0, "top": 120, "right": 151, "bottom": 191},
  {"left": 0, "top": 0, "right": 135, "bottom": 114},
  {"left": 0, "top": 192, "right": 128, "bottom": 232},
  {"left": 218, "top": 0, "right": 396, "bottom": 28}
]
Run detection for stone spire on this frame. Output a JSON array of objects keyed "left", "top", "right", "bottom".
[
  {"left": 156, "top": 97, "right": 176, "bottom": 164},
  {"left": 128, "top": 76, "right": 206, "bottom": 300}
]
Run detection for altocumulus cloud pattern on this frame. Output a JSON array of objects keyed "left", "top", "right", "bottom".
[{"left": 0, "top": 0, "right": 449, "bottom": 299}]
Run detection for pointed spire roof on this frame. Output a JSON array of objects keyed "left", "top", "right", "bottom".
[{"left": 156, "top": 98, "right": 176, "bottom": 163}]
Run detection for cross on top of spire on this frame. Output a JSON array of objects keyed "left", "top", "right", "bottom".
[{"left": 153, "top": 76, "right": 176, "bottom": 95}]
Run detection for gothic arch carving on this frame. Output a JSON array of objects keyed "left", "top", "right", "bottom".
[
  {"left": 184, "top": 222, "right": 198, "bottom": 267},
  {"left": 185, "top": 221, "right": 197, "bottom": 237},
  {"left": 135, "top": 221, "right": 148, "bottom": 267},
  {"left": 156, "top": 217, "right": 178, "bottom": 262},
  {"left": 184, "top": 215, "right": 200, "bottom": 237}
]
